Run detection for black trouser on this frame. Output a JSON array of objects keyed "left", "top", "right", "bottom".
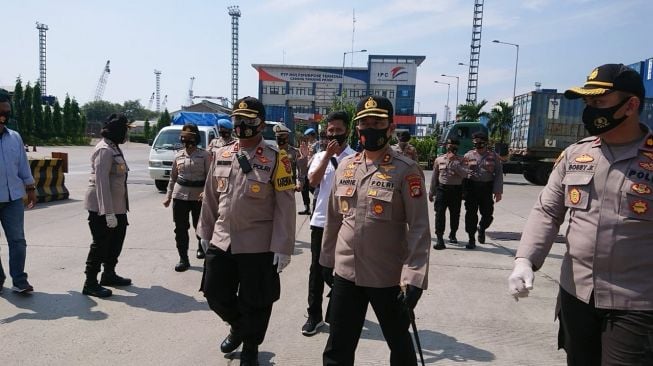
[
  {"left": 464, "top": 180, "right": 494, "bottom": 235},
  {"left": 308, "top": 226, "right": 326, "bottom": 319},
  {"left": 323, "top": 275, "right": 416, "bottom": 366},
  {"left": 558, "top": 287, "right": 653, "bottom": 366},
  {"left": 435, "top": 184, "right": 463, "bottom": 236},
  {"left": 202, "top": 246, "right": 280, "bottom": 345},
  {"left": 85, "top": 211, "right": 128, "bottom": 282},
  {"left": 301, "top": 177, "right": 311, "bottom": 207},
  {"left": 172, "top": 198, "right": 201, "bottom": 257}
]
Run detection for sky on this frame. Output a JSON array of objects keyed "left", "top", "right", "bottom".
[{"left": 2, "top": 0, "right": 651, "bottom": 120}]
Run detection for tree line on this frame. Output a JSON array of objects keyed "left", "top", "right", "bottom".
[{"left": 10, "top": 79, "right": 88, "bottom": 145}]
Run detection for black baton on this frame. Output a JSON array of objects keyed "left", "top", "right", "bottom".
[{"left": 409, "top": 308, "right": 426, "bottom": 366}]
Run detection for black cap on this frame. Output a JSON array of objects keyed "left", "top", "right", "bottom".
[
  {"left": 564, "top": 64, "right": 645, "bottom": 100},
  {"left": 446, "top": 138, "right": 460, "bottom": 145},
  {"left": 353, "top": 96, "right": 394, "bottom": 123},
  {"left": 104, "top": 113, "right": 130, "bottom": 129},
  {"left": 472, "top": 132, "right": 488, "bottom": 141},
  {"left": 232, "top": 96, "right": 266, "bottom": 121},
  {"left": 0, "top": 89, "right": 11, "bottom": 103}
]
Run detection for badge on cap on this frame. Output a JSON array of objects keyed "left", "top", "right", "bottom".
[
  {"left": 364, "top": 97, "right": 377, "bottom": 109},
  {"left": 588, "top": 68, "right": 599, "bottom": 80},
  {"left": 632, "top": 200, "right": 648, "bottom": 214},
  {"left": 631, "top": 183, "right": 651, "bottom": 195},
  {"left": 239, "top": 100, "right": 248, "bottom": 109},
  {"left": 569, "top": 188, "right": 581, "bottom": 204},
  {"left": 406, "top": 174, "right": 422, "bottom": 198},
  {"left": 575, "top": 154, "right": 594, "bottom": 163}
]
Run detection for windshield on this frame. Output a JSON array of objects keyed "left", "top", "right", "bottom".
[{"left": 153, "top": 129, "right": 206, "bottom": 149}]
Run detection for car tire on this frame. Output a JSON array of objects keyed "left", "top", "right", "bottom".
[{"left": 155, "top": 180, "right": 168, "bottom": 191}]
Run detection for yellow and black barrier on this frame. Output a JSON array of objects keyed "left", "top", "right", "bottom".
[{"left": 28, "top": 158, "right": 70, "bottom": 203}]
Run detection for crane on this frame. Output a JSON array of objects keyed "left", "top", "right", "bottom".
[
  {"left": 94, "top": 60, "right": 111, "bottom": 101},
  {"left": 192, "top": 95, "right": 231, "bottom": 107},
  {"left": 187, "top": 76, "right": 195, "bottom": 106},
  {"left": 147, "top": 92, "right": 155, "bottom": 110},
  {"left": 161, "top": 95, "right": 168, "bottom": 111}
]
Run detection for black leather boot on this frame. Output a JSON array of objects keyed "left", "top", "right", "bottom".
[
  {"left": 100, "top": 271, "right": 132, "bottom": 286},
  {"left": 433, "top": 235, "right": 446, "bottom": 250},
  {"left": 466, "top": 235, "right": 476, "bottom": 249},
  {"left": 477, "top": 226, "right": 486, "bottom": 244},
  {"left": 83, "top": 281, "right": 112, "bottom": 298},
  {"left": 449, "top": 233, "right": 458, "bottom": 244},
  {"left": 175, "top": 257, "right": 190, "bottom": 272},
  {"left": 196, "top": 246, "right": 205, "bottom": 259},
  {"left": 298, "top": 205, "right": 311, "bottom": 215},
  {"left": 220, "top": 329, "right": 242, "bottom": 353}
]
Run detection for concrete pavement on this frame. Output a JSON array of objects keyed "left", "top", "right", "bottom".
[{"left": 0, "top": 142, "right": 567, "bottom": 365}]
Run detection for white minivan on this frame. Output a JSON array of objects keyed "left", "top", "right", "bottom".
[{"left": 148, "top": 125, "right": 217, "bottom": 191}]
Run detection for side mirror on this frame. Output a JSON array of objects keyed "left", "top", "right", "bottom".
[{"left": 148, "top": 139, "right": 153, "bottom": 146}]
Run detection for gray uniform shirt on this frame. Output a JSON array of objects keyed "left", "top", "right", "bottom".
[
  {"left": 320, "top": 148, "right": 431, "bottom": 289},
  {"left": 517, "top": 126, "right": 653, "bottom": 310},
  {"left": 464, "top": 149, "right": 504, "bottom": 194},
  {"left": 197, "top": 139, "right": 296, "bottom": 255},
  {"left": 429, "top": 153, "right": 469, "bottom": 195},
  {"left": 166, "top": 148, "right": 211, "bottom": 201},
  {"left": 84, "top": 138, "right": 129, "bottom": 215}
]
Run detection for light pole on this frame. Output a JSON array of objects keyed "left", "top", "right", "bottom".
[
  {"left": 441, "top": 74, "right": 459, "bottom": 121},
  {"left": 492, "top": 39, "right": 519, "bottom": 104},
  {"left": 341, "top": 49, "right": 367, "bottom": 95},
  {"left": 434, "top": 81, "right": 451, "bottom": 122}
]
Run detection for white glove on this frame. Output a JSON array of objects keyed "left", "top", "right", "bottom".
[
  {"left": 105, "top": 213, "right": 118, "bottom": 228},
  {"left": 200, "top": 239, "right": 210, "bottom": 252},
  {"left": 508, "top": 257, "right": 535, "bottom": 301},
  {"left": 273, "top": 253, "right": 291, "bottom": 273}
]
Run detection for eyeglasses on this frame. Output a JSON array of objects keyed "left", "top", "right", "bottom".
[{"left": 232, "top": 117, "right": 262, "bottom": 126}]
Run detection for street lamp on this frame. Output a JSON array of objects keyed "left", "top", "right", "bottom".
[
  {"left": 434, "top": 81, "right": 451, "bottom": 122},
  {"left": 441, "top": 74, "right": 459, "bottom": 120},
  {"left": 492, "top": 39, "right": 519, "bottom": 104},
  {"left": 341, "top": 49, "right": 367, "bottom": 95}
]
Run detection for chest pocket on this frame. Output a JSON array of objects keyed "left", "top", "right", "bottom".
[
  {"left": 112, "top": 155, "right": 128, "bottom": 176},
  {"left": 562, "top": 173, "right": 592, "bottom": 210},
  {"left": 619, "top": 179, "right": 653, "bottom": 220},
  {"left": 366, "top": 188, "right": 393, "bottom": 221},
  {"left": 335, "top": 184, "right": 356, "bottom": 215},
  {"left": 213, "top": 166, "right": 231, "bottom": 193},
  {"left": 483, "top": 156, "right": 496, "bottom": 173},
  {"left": 244, "top": 165, "right": 273, "bottom": 199}
]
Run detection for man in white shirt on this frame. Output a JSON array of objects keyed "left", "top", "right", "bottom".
[{"left": 302, "top": 111, "right": 355, "bottom": 336}]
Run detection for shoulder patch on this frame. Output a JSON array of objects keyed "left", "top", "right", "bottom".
[{"left": 406, "top": 174, "right": 423, "bottom": 198}]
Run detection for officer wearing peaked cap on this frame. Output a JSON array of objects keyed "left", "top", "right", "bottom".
[
  {"left": 196, "top": 96, "right": 296, "bottom": 366},
  {"left": 274, "top": 123, "right": 306, "bottom": 192},
  {"left": 508, "top": 64, "right": 653, "bottom": 365},
  {"left": 320, "top": 95, "right": 431, "bottom": 365}
]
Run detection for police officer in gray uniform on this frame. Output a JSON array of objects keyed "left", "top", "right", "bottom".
[
  {"left": 429, "top": 138, "right": 470, "bottom": 249},
  {"left": 163, "top": 124, "right": 211, "bottom": 270},
  {"left": 83, "top": 114, "right": 132, "bottom": 298},
  {"left": 463, "top": 132, "right": 503, "bottom": 248},
  {"left": 509, "top": 64, "right": 653, "bottom": 365},
  {"left": 207, "top": 118, "right": 235, "bottom": 154},
  {"left": 321, "top": 96, "right": 430, "bottom": 365},
  {"left": 197, "top": 97, "right": 296, "bottom": 366}
]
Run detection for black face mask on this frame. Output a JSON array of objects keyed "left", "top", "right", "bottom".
[
  {"left": 276, "top": 137, "right": 288, "bottom": 146},
  {"left": 582, "top": 97, "right": 631, "bottom": 135},
  {"left": 181, "top": 138, "right": 196, "bottom": 148},
  {"left": 104, "top": 125, "right": 128, "bottom": 145},
  {"left": 327, "top": 133, "right": 347, "bottom": 145},
  {"left": 447, "top": 145, "right": 458, "bottom": 154},
  {"left": 358, "top": 127, "right": 390, "bottom": 151},
  {"left": 473, "top": 141, "right": 487, "bottom": 149},
  {"left": 399, "top": 135, "right": 411, "bottom": 143},
  {"left": 0, "top": 110, "right": 10, "bottom": 125},
  {"left": 236, "top": 122, "right": 260, "bottom": 139}
]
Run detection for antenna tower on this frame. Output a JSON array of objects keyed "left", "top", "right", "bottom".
[
  {"left": 36, "top": 22, "right": 49, "bottom": 95},
  {"left": 465, "top": 0, "right": 484, "bottom": 103},
  {"left": 351, "top": 9, "right": 356, "bottom": 66},
  {"left": 187, "top": 77, "right": 195, "bottom": 106},
  {"left": 154, "top": 69, "right": 162, "bottom": 112},
  {"left": 228, "top": 5, "right": 241, "bottom": 104},
  {"left": 94, "top": 60, "right": 111, "bottom": 101}
]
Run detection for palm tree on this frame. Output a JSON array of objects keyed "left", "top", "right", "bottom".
[
  {"left": 457, "top": 99, "right": 490, "bottom": 122},
  {"left": 488, "top": 101, "right": 514, "bottom": 144}
]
